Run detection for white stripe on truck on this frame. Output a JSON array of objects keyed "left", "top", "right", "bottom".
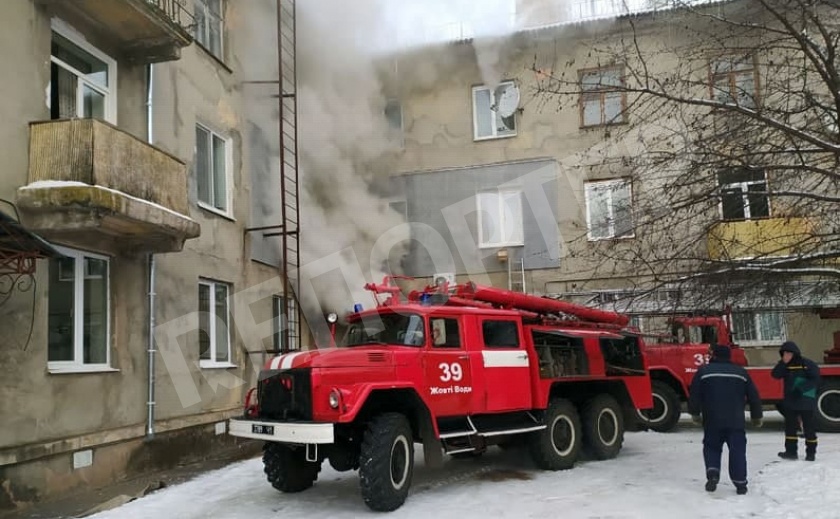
[{"left": 481, "top": 350, "right": 530, "bottom": 368}]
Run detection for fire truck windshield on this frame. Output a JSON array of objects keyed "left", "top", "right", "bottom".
[{"left": 343, "top": 313, "right": 426, "bottom": 347}]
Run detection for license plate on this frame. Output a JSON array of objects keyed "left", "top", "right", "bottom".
[{"left": 252, "top": 424, "right": 275, "bottom": 435}]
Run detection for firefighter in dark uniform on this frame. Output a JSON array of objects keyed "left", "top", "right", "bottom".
[
  {"left": 688, "top": 344, "right": 763, "bottom": 495},
  {"left": 772, "top": 341, "right": 820, "bottom": 461}
]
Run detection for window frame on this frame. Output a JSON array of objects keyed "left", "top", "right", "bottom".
[
  {"left": 709, "top": 52, "right": 760, "bottom": 109},
  {"left": 476, "top": 189, "right": 525, "bottom": 249},
  {"left": 50, "top": 19, "right": 118, "bottom": 124},
  {"left": 195, "top": 122, "right": 233, "bottom": 218},
  {"left": 47, "top": 245, "right": 114, "bottom": 374},
  {"left": 198, "top": 278, "right": 234, "bottom": 368},
  {"left": 194, "top": 0, "right": 226, "bottom": 60},
  {"left": 584, "top": 178, "right": 635, "bottom": 241},
  {"left": 717, "top": 169, "right": 771, "bottom": 221},
  {"left": 578, "top": 65, "right": 626, "bottom": 128},
  {"left": 731, "top": 311, "right": 786, "bottom": 347},
  {"left": 471, "top": 81, "right": 518, "bottom": 141}
]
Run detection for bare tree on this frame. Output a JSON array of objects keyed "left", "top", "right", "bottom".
[{"left": 532, "top": 0, "right": 840, "bottom": 312}]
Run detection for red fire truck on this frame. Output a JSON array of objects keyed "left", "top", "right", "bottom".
[
  {"left": 228, "top": 278, "right": 653, "bottom": 512},
  {"left": 636, "top": 315, "right": 840, "bottom": 433}
]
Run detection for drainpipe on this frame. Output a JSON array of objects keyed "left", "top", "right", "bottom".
[{"left": 145, "top": 63, "right": 157, "bottom": 439}]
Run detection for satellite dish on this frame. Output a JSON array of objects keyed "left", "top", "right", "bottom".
[{"left": 496, "top": 84, "right": 521, "bottom": 117}]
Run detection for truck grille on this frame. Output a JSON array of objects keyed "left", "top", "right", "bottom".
[{"left": 258, "top": 368, "right": 312, "bottom": 420}]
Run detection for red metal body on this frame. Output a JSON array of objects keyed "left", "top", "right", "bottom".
[{"left": 641, "top": 314, "right": 840, "bottom": 432}]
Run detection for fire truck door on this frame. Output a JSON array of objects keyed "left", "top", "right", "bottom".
[
  {"left": 479, "top": 318, "right": 532, "bottom": 412},
  {"left": 423, "top": 317, "right": 473, "bottom": 416}
]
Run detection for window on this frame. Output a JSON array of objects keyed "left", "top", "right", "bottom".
[
  {"left": 48, "top": 247, "right": 110, "bottom": 373},
  {"left": 430, "top": 318, "right": 461, "bottom": 348},
  {"left": 710, "top": 53, "right": 758, "bottom": 108},
  {"left": 477, "top": 190, "right": 524, "bottom": 247},
  {"left": 718, "top": 169, "right": 769, "bottom": 221},
  {"left": 194, "top": 0, "right": 225, "bottom": 59},
  {"left": 199, "top": 280, "right": 232, "bottom": 366},
  {"left": 343, "top": 313, "right": 426, "bottom": 347},
  {"left": 584, "top": 179, "right": 634, "bottom": 240},
  {"left": 50, "top": 24, "right": 116, "bottom": 123},
  {"left": 732, "top": 311, "right": 785, "bottom": 345},
  {"left": 482, "top": 320, "right": 520, "bottom": 348},
  {"left": 273, "top": 295, "right": 299, "bottom": 352},
  {"left": 472, "top": 82, "right": 517, "bottom": 140},
  {"left": 385, "top": 99, "right": 404, "bottom": 147},
  {"left": 195, "top": 124, "right": 230, "bottom": 214},
  {"left": 579, "top": 67, "right": 625, "bottom": 127}
]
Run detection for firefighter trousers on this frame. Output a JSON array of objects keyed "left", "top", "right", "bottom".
[
  {"left": 703, "top": 427, "right": 747, "bottom": 487},
  {"left": 783, "top": 408, "right": 817, "bottom": 456}
]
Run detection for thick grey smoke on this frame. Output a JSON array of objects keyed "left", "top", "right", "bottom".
[{"left": 296, "top": 0, "right": 521, "bottom": 317}]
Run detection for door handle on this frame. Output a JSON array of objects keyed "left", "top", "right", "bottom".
[
  {"left": 518, "top": 354, "right": 528, "bottom": 360},
  {"left": 458, "top": 355, "right": 469, "bottom": 360}
]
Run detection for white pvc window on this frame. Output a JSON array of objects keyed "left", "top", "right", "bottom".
[
  {"left": 48, "top": 246, "right": 112, "bottom": 373},
  {"left": 195, "top": 124, "right": 231, "bottom": 215},
  {"left": 199, "top": 279, "right": 232, "bottom": 367},
  {"left": 477, "top": 190, "right": 524, "bottom": 248},
  {"left": 194, "top": 0, "right": 225, "bottom": 59},
  {"left": 472, "top": 82, "right": 517, "bottom": 140},
  {"left": 50, "top": 21, "right": 117, "bottom": 123},
  {"left": 584, "top": 179, "right": 634, "bottom": 240},
  {"left": 732, "top": 311, "right": 785, "bottom": 346}
]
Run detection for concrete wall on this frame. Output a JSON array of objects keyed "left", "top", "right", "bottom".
[{"left": 0, "top": 0, "right": 302, "bottom": 510}]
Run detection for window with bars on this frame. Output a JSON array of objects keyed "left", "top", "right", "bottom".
[
  {"left": 731, "top": 311, "right": 785, "bottom": 345},
  {"left": 718, "top": 168, "right": 770, "bottom": 221},
  {"left": 194, "top": 0, "right": 225, "bottom": 59},
  {"left": 579, "top": 66, "right": 626, "bottom": 127},
  {"left": 199, "top": 280, "right": 232, "bottom": 366}
]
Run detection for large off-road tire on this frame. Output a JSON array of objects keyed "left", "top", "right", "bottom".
[
  {"left": 636, "top": 380, "right": 681, "bottom": 433},
  {"left": 263, "top": 442, "right": 322, "bottom": 493},
  {"left": 529, "top": 398, "right": 582, "bottom": 470},
  {"left": 359, "top": 413, "right": 414, "bottom": 512},
  {"left": 582, "top": 394, "right": 625, "bottom": 460},
  {"left": 816, "top": 380, "right": 840, "bottom": 433}
]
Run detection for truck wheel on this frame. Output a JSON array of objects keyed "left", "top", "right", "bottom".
[
  {"left": 263, "top": 443, "right": 322, "bottom": 493},
  {"left": 636, "top": 381, "right": 681, "bottom": 433},
  {"left": 582, "top": 394, "right": 624, "bottom": 460},
  {"left": 816, "top": 381, "right": 840, "bottom": 433},
  {"left": 359, "top": 413, "right": 414, "bottom": 512},
  {"left": 529, "top": 398, "right": 582, "bottom": 470}
]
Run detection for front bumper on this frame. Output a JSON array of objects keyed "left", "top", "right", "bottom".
[{"left": 228, "top": 419, "right": 335, "bottom": 444}]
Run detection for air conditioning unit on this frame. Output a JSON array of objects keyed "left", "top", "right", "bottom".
[{"left": 433, "top": 272, "right": 456, "bottom": 287}]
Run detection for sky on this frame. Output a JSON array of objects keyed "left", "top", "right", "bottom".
[{"left": 87, "top": 412, "right": 839, "bottom": 519}]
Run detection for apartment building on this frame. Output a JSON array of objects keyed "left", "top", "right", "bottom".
[
  {"left": 0, "top": 0, "right": 303, "bottom": 511},
  {"left": 380, "top": 0, "right": 840, "bottom": 365}
]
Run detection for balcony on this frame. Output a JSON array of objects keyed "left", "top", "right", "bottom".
[
  {"left": 16, "top": 119, "right": 200, "bottom": 254},
  {"left": 37, "top": 0, "right": 193, "bottom": 63},
  {"left": 707, "top": 217, "right": 815, "bottom": 260}
]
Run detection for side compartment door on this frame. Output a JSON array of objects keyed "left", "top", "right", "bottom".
[
  {"left": 480, "top": 318, "right": 532, "bottom": 412},
  {"left": 423, "top": 317, "right": 473, "bottom": 417}
]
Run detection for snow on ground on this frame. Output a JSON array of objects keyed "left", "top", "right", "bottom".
[{"left": 89, "top": 413, "right": 839, "bottom": 519}]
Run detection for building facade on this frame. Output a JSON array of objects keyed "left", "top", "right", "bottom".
[
  {"left": 380, "top": 1, "right": 840, "bottom": 366},
  {"left": 0, "top": 0, "right": 304, "bottom": 511}
]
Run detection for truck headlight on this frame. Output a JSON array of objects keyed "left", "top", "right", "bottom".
[{"left": 329, "top": 388, "right": 341, "bottom": 409}]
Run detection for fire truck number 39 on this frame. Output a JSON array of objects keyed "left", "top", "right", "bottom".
[
  {"left": 439, "top": 362, "right": 463, "bottom": 382},
  {"left": 693, "top": 353, "right": 710, "bottom": 366}
]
